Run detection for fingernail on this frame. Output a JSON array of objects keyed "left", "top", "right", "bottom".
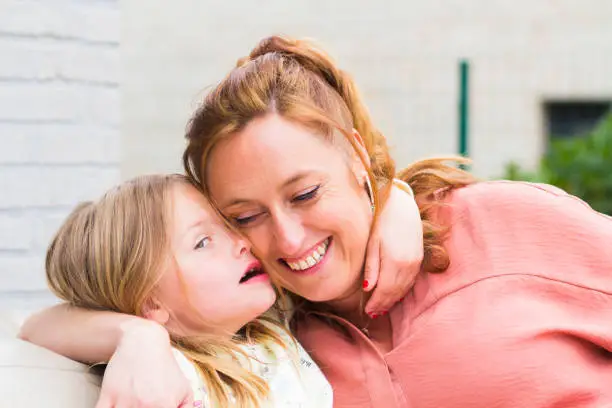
[
  {"left": 381, "top": 310, "right": 389, "bottom": 316},
  {"left": 367, "top": 312, "right": 377, "bottom": 319},
  {"left": 400, "top": 297, "right": 405, "bottom": 302},
  {"left": 362, "top": 279, "right": 369, "bottom": 289}
]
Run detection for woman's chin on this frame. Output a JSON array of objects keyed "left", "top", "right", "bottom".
[
  {"left": 286, "top": 270, "right": 360, "bottom": 305},
  {"left": 296, "top": 284, "right": 350, "bottom": 304}
]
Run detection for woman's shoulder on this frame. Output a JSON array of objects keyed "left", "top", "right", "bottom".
[
  {"left": 450, "top": 180, "right": 574, "bottom": 212},
  {"left": 443, "top": 180, "right": 610, "bottom": 236},
  {"left": 449, "top": 180, "right": 610, "bottom": 233},
  {"left": 429, "top": 179, "right": 612, "bottom": 299}
]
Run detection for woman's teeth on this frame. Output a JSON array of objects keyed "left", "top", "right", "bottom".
[{"left": 286, "top": 239, "right": 329, "bottom": 271}]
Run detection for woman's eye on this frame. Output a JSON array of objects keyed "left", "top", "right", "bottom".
[
  {"left": 233, "top": 213, "right": 259, "bottom": 226},
  {"left": 194, "top": 237, "right": 211, "bottom": 250},
  {"left": 293, "top": 185, "right": 320, "bottom": 203}
]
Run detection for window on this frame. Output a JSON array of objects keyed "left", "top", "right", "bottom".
[{"left": 544, "top": 101, "right": 611, "bottom": 139}]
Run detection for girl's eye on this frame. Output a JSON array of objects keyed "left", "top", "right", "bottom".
[
  {"left": 293, "top": 185, "right": 320, "bottom": 203},
  {"left": 194, "top": 237, "right": 211, "bottom": 250}
]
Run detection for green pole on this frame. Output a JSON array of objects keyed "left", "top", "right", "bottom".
[{"left": 458, "top": 60, "right": 470, "bottom": 162}]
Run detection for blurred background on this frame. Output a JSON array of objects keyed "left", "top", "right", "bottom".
[{"left": 1, "top": 0, "right": 611, "bottom": 310}]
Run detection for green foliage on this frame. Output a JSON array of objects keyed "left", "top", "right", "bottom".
[{"left": 503, "top": 113, "right": 612, "bottom": 215}]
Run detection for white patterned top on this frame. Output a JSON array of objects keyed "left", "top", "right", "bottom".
[{"left": 172, "top": 327, "right": 333, "bottom": 407}]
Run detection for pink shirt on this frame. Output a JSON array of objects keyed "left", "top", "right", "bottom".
[{"left": 295, "top": 181, "right": 612, "bottom": 407}]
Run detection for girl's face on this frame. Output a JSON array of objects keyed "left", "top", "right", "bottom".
[
  {"left": 206, "top": 114, "right": 373, "bottom": 304},
  {"left": 152, "top": 183, "right": 276, "bottom": 336}
]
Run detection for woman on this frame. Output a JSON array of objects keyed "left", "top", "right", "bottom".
[{"left": 27, "top": 35, "right": 612, "bottom": 407}]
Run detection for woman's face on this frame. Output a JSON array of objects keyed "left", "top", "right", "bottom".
[
  {"left": 206, "top": 114, "right": 373, "bottom": 303},
  {"left": 153, "top": 183, "right": 276, "bottom": 336}
]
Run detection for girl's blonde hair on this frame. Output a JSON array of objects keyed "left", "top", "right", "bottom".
[
  {"left": 46, "top": 174, "right": 288, "bottom": 407},
  {"left": 183, "top": 35, "right": 477, "bottom": 286}
]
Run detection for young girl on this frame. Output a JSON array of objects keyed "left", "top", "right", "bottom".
[{"left": 44, "top": 174, "right": 333, "bottom": 407}]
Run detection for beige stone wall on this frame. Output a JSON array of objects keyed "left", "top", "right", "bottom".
[
  {"left": 122, "top": 0, "right": 612, "bottom": 179},
  {"left": 2, "top": 0, "right": 610, "bottom": 308}
]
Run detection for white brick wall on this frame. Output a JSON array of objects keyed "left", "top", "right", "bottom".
[{"left": 0, "top": 0, "right": 121, "bottom": 310}]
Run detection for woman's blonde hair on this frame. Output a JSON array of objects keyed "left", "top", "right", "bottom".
[
  {"left": 46, "top": 174, "right": 288, "bottom": 407},
  {"left": 183, "top": 35, "right": 476, "bottom": 282}
]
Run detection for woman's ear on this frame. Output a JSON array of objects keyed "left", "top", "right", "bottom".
[
  {"left": 141, "top": 296, "right": 170, "bottom": 326},
  {"left": 352, "top": 128, "right": 371, "bottom": 165},
  {"left": 350, "top": 128, "right": 371, "bottom": 183}
]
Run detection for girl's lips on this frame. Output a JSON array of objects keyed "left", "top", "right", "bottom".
[
  {"left": 239, "top": 260, "right": 266, "bottom": 284},
  {"left": 241, "top": 273, "right": 270, "bottom": 284}
]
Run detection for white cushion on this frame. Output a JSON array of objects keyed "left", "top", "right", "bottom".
[{"left": 0, "top": 311, "right": 101, "bottom": 407}]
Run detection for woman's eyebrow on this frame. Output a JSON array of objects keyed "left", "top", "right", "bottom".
[{"left": 222, "top": 171, "right": 315, "bottom": 207}]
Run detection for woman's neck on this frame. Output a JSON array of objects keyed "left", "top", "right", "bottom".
[
  {"left": 324, "top": 283, "right": 394, "bottom": 351},
  {"left": 325, "top": 284, "right": 370, "bottom": 326}
]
